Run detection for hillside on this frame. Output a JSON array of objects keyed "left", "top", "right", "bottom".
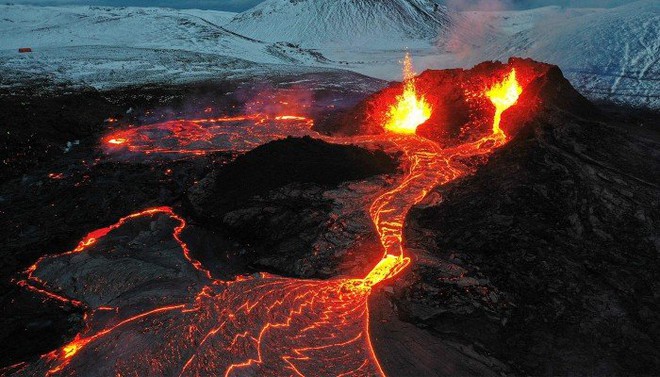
[
  {"left": 455, "top": 1, "right": 659, "bottom": 108},
  {"left": 226, "top": 0, "right": 449, "bottom": 48},
  {"left": 0, "top": 5, "right": 333, "bottom": 89}
]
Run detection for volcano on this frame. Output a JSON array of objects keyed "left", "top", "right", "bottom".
[
  {"left": 226, "top": 0, "right": 449, "bottom": 47},
  {"left": 1, "top": 54, "right": 658, "bottom": 377},
  {"left": 320, "top": 57, "right": 595, "bottom": 144}
]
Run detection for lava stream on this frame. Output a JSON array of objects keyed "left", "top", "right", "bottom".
[
  {"left": 8, "top": 60, "right": 523, "bottom": 377},
  {"left": 102, "top": 114, "right": 317, "bottom": 157}
]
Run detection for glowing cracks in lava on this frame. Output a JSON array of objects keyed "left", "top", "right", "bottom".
[
  {"left": 9, "top": 206, "right": 388, "bottom": 377},
  {"left": 8, "top": 62, "right": 529, "bottom": 377},
  {"left": 486, "top": 69, "right": 523, "bottom": 138},
  {"left": 17, "top": 207, "right": 212, "bottom": 310},
  {"left": 45, "top": 304, "right": 187, "bottom": 376},
  {"left": 384, "top": 53, "right": 432, "bottom": 135},
  {"left": 362, "top": 254, "right": 410, "bottom": 288},
  {"left": 102, "top": 114, "right": 316, "bottom": 157},
  {"left": 107, "top": 138, "right": 127, "bottom": 145}
]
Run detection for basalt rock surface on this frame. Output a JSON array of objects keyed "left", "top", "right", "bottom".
[
  {"left": 186, "top": 136, "right": 397, "bottom": 278},
  {"left": 394, "top": 89, "right": 660, "bottom": 375}
]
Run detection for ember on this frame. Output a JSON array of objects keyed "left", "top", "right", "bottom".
[{"left": 107, "top": 138, "right": 127, "bottom": 145}]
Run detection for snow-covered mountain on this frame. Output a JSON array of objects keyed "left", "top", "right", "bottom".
[
  {"left": 456, "top": 1, "right": 659, "bottom": 109},
  {"left": 1, "top": 6, "right": 245, "bottom": 57},
  {"left": 226, "top": 0, "right": 450, "bottom": 48},
  {"left": 0, "top": 5, "right": 335, "bottom": 89},
  {"left": 0, "top": 1, "right": 657, "bottom": 109}
]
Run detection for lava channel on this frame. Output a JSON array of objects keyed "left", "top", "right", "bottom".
[
  {"left": 102, "top": 115, "right": 317, "bottom": 158},
  {"left": 7, "top": 59, "right": 524, "bottom": 377}
]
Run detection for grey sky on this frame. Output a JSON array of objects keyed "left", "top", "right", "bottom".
[{"left": 5, "top": 0, "right": 635, "bottom": 12}]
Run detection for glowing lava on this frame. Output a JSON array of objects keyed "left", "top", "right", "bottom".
[
  {"left": 485, "top": 69, "right": 523, "bottom": 138},
  {"left": 102, "top": 115, "right": 316, "bottom": 157},
  {"left": 107, "top": 138, "right": 127, "bottom": 145},
  {"left": 383, "top": 53, "right": 431, "bottom": 135},
  {"left": 9, "top": 208, "right": 384, "bottom": 377},
  {"left": 7, "top": 59, "right": 527, "bottom": 377}
]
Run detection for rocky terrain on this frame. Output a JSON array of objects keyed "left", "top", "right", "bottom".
[
  {"left": 0, "top": 71, "right": 385, "bottom": 368},
  {"left": 1, "top": 62, "right": 658, "bottom": 375},
  {"left": 186, "top": 136, "right": 397, "bottom": 278},
  {"left": 397, "top": 87, "right": 660, "bottom": 375}
]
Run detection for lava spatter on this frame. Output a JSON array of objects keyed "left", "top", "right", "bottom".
[
  {"left": 383, "top": 53, "right": 431, "bottom": 135},
  {"left": 486, "top": 69, "right": 523, "bottom": 137}
]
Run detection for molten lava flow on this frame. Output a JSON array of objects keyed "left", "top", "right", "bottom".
[
  {"left": 107, "top": 138, "right": 127, "bottom": 145},
  {"left": 8, "top": 61, "right": 529, "bottom": 377},
  {"left": 102, "top": 114, "right": 316, "bottom": 158},
  {"left": 362, "top": 254, "right": 409, "bottom": 288},
  {"left": 9, "top": 208, "right": 384, "bottom": 377},
  {"left": 486, "top": 69, "right": 523, "bottom": 138},
  {"left": 383, "top": 53, "right": 431, "bottom": 135}
]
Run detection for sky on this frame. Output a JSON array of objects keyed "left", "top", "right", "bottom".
[{"left": 5, "top": 0, "right": 635, "bottom": 12}]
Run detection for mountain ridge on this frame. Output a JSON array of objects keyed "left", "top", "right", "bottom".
[{"left": 226, "top": 0, "right": 449, "bottom": 47}]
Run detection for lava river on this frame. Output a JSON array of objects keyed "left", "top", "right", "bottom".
[{"left": 7, "top": 57, "right": 523, "bottom": 377}]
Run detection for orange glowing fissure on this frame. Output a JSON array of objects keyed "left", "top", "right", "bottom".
[{"left": 8, "top": 59, "right": 523, "bottom": 377}]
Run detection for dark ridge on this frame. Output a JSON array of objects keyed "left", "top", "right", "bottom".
[
  {"left": 400, "top": 89, "right": 659, "bottom": 374},
  {"left": 185, "top": 136, "right": 397, "bottom": 280},
  {"left": 188, "top": 136, "right": 397, "bottom": 217}
]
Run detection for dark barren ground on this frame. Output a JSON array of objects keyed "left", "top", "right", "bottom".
[
  {"left": 400, "top": 105, "right": 660, "bottom": 375},
  {"left": 1, "top": 68, "right": 659, "bottom": 376}
]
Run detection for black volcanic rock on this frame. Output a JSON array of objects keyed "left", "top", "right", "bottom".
[
  {"left": 187, "top": 136, "right": 396, "bottom": 277},
  {"left": 395, "top": 83, "right": 660, "bottom": 374},
  {"left": 188, "top": 136, "right": 396, "bottom": 215}
]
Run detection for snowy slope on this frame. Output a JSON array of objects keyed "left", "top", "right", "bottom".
[
  {"left": 455, "top": 1, "right": 659, "bottom": 108},
  {"left": 0, "top": 5, "right": 334, "bottom": 89},
  {"left": 0, "top": 6, "right": 241, "bottom": 53},
  {"left": 0, "top": 2, "right": 657, "bottom": 109},
  {"left": 226, "top": 0, "right": 450, "bottom": 48}
]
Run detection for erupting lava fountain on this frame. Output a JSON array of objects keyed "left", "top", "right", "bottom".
[{"left": 383, "top": 53, "right": 432, "bottom": 135}]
